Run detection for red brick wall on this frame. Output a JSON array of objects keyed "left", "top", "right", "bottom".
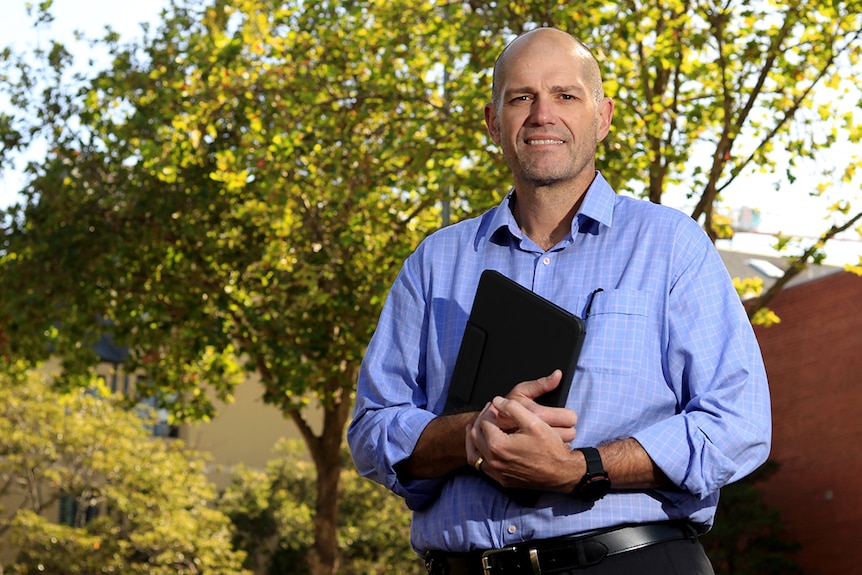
[{"left": 752, "top": 271, "right": 862, "bottom": 574}]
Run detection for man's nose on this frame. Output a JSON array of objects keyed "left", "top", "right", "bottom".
[{"left": 529, "top": 95, "right": 556, "bottom": 125}]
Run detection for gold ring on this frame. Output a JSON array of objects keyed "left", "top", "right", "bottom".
[{"left": 474, "top": 456, "right": 484, "bottom": 472}]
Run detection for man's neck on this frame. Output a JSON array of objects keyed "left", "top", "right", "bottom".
[{"left": 511, "top": 181, "right": 590, "bottom": 251}]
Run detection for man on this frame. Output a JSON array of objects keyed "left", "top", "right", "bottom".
[{"left": 348, "top": 27, "right": 771, "bottom": 574}]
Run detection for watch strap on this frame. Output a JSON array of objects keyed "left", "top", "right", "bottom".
[
  {"left": 574, "top": 447, "right": 611, "bottom": 500},
  {"left": 579, "top": 447, "right": 604, "bottom": 474}
]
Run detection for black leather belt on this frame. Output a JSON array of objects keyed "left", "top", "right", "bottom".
[{"left": 424, "top": 522, "right": 697, "bottom": 575}]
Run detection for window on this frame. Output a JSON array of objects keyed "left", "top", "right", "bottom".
[
  {"left": 135, "top": 376, "right": 180, "bottom": 438},
  {"left": 58, "top": 492, "right": 98, "bottom": 527}
]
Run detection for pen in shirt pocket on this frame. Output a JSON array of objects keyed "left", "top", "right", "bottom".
[{"left": 585, "top": 287, "right": 604, "bottom": 318}]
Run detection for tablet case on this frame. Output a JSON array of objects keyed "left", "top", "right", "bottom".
[{"left": 445, "top": 269, "right": 586, "bottom": 413}]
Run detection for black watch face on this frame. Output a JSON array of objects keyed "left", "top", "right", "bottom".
[{"left": 580, "top": 475, "right": 611, "bottom": 501}]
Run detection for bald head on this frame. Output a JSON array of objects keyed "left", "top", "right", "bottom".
[{"left": 491, "top": 28, "right": 604, "bottom": 109}]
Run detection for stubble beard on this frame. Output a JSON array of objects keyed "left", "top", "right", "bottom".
[
  {"left": 501, "top": 115, "right": 600, "bottom": 189},
  {"left": 505, "top": 139, "right": 597, "bottom": 189}
]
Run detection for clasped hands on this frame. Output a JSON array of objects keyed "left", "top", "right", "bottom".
[{"left": 466, "top": 369, "right": 581, "bottom": 493}]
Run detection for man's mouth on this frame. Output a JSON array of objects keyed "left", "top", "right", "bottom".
[{"left": 526, "top": 139, "right": 564, "bottom": 145}]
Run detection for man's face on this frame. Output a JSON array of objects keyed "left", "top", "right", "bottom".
[{"left": 484, "top": 32, "right": 613, "bottom": 191}]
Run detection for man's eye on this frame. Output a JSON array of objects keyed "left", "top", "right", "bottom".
[{"left": 561, "top": 94, "right": 575, "bottom": 100}]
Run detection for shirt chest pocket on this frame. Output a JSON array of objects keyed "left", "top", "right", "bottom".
[{"left": 577, "top": 288, "right": 649, "bottom": 375}]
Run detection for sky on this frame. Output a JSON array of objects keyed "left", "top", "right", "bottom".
[
  {"left": 0, "top": 0, "right": 170, "bottom": 207},
  {"left": 1, "top": 0, "right": 860, "bottom": 267}
]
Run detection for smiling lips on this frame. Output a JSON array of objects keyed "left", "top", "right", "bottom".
[{"left": 526, "top": 138, "right": 565, "bottom": 145}]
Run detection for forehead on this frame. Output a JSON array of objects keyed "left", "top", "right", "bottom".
[{"left": 498, "top": 31, "right": 591, "bottom": 92}]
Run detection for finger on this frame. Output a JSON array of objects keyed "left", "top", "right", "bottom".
[
  {"left": 471, "top": 417, "right": 510, "bottom": 477},
  {"left": 465, "top": 423, "right": 482, "bottom": 466},
  {"left": 556, "top": 425, "right": 577, "bottom": 444},
  {"left": 491, "top": 396, "right": 537, "bottom": 423},
  {"left": 475, "top": 401, "right": 496, "bottom": 423},
  {"left": 490, "top": 395, "right": 544, "bottom": 434},
  {"left": 534, "top": 404, "right": 578, "bottom": 430},
  {"left": 491, "top": 395, "right": 576, "bottom": 442}
]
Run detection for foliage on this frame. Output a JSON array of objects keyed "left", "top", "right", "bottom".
[
  {"left": 0, "top": 3, "right": 485, "bottom": 571},
  {"left": 702, "top": 462, "right": 804, "bottom": 575},
  {"left": 1, "top": 1, "right": 860, "bottom": 573},
  {"left": 732, "top": 277, "right": 781, "bottom": 327},
  {"left": 0, "top": 367, "right": 249, "bottom": 574},
  {"left": 218, "top": 440, "right": 419, "bottom": 575}
]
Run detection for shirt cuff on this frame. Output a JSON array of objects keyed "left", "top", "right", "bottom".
[{"left": 633, "top": 414, "right": 736, "bottom": 499}]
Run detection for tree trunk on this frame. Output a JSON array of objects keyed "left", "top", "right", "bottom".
[
  {"left": 307, "top": 454, "right": 341, "bottom": 575},
  {"left": 299, "top": 386, "right": 354, "bottom": 575}
]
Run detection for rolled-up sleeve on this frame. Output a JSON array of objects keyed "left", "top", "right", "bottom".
[
  {"left": 633, "top": 227, "right": 772, "bottom": 498},
  {"left": 348, "top": 258, "right": 448, "bottom": 510}
]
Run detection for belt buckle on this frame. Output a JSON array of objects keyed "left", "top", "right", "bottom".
[{"left": 481, "top": 546, "right": 542, "bottom": 575}]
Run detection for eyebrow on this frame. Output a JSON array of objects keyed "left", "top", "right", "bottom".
[
  {"left": 505, "top": 84, "right": 587, "bottom": 96},
  {"left": 550, "top": 84, "right": 587, "bottom": 95}
]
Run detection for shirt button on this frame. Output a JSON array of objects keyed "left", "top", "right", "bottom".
[
  {"left": 507, "top": 525, "right": 517, "bottom": 534},
  {"left": 542, "top": 257, "right": 551, "bottom": 266}
]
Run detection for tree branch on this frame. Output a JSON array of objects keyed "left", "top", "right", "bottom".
[{"left": 747, "top": 209, "right": 862, "bottom": 318}]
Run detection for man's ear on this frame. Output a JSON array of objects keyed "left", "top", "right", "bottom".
[
  {"left": 484, "top": 102, "right": 501, "bottom": 145},
  {"left": 596, "top": 97, "right": 615, "bottom": 142}
]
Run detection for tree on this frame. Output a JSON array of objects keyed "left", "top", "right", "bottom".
[
  {"left": 0, "top": 2, "right": 492, "bottom": 574},
  {"left": 0, "top": 363, "right": 249, "bottom": 574},
  {"left": 1, "top": 1, "right": 860, "bottom": 573},
  {"left": 218, "top": 440, "right": 420, "bottom": 575}
]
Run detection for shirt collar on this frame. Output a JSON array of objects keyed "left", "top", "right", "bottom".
[
  {"left": 487, "top": 188, "right": 520, "bottom": 244},
  {"left": 488, "top": 171, "right": 616, "bottom": 245},
  {"left": 577, "top": 171, "right": 615, "bottom": 230}
]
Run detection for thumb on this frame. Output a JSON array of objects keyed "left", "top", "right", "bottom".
[{"left": 508, "top": 369, "right": 562, "bottom": 401}]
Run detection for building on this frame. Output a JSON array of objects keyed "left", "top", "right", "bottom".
[
  {"left": 90, "top": 338, "right": 310, "bottom": 489},
  {"left": 749, "top": 265, "right": 861, "bottom": 574},
  {"left": 721, "top": 250, "right": 862, "bottom": 574}
]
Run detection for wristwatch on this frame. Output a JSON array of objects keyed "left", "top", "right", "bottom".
[{"left": 573, "top": 447, "right": 611, "bottom": 501}]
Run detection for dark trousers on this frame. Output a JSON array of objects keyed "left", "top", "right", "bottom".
[{"left": 573, "top": 538, "right": 715, "bottom": 575}]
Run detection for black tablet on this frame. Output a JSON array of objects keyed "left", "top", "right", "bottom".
[{"left": 445, "top": 269, "right": 586, "bottom": 412}]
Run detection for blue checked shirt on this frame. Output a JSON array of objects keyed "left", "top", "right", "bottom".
[{"left": 348, "top": 172, "right": 771, "bottom": 553}]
